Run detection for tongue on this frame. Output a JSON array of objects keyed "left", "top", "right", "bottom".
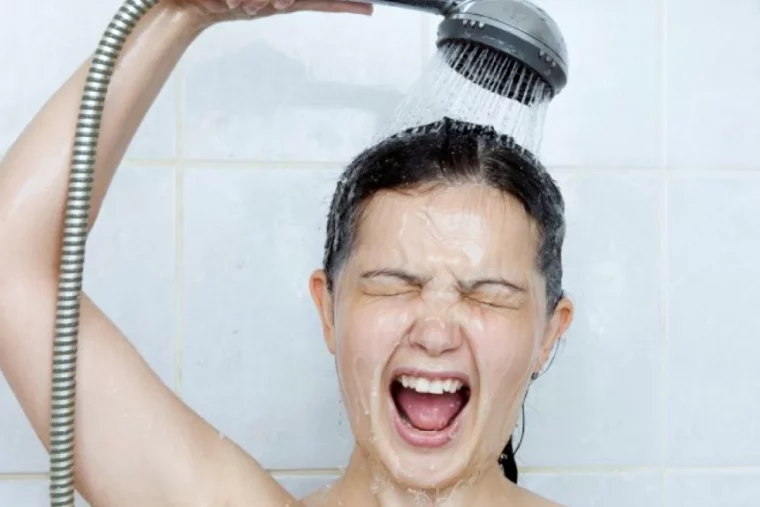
[{"left": 396, "top": 387, "right": 464, "bottom": 431}]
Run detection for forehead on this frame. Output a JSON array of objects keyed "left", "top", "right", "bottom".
[{"left": 352, "top": 183, "right": 538, "bottom": 271}]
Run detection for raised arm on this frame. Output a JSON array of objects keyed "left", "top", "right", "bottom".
[{"left": 0, "top": 1, "right": 369, "bottom": 505}]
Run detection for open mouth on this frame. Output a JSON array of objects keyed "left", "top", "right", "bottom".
[{"left": 389, "top": 372, "right": 471, "bottom": 447}]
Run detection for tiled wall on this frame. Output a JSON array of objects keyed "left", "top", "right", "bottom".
[{"left": 2, "top": 0, "right": 759, "bottom": 505}]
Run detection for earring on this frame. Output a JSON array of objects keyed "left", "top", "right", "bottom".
[{"left": 530, "top": 372, "right": 539, "bottom": 381}]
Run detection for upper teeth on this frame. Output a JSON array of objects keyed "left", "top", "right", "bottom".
[{"left": 398, "top": 375, "right": 464, "bottom": 394}]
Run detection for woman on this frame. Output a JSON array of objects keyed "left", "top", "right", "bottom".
[{"left": 0, "top": 1, "right": 573, "bottom": 506}]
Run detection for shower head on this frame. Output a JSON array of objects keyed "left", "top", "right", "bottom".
[
  {"left": 438, "top": 0, "right": 569, "bottom": 100},
  {"left": 357, "top": 0, "right": 568, "bottom": 102}
]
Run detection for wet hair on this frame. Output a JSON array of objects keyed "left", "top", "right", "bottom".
[{"left": 322, "top": 117, "right": 566, "bottom": 483}]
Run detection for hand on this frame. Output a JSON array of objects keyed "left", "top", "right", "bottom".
[{"left": 173, "top": 0, "right": 374, "bottom": 27}]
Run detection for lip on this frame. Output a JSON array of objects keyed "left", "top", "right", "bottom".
[{"left": 389, "top": 394, "right": 470, "bottom": 448}]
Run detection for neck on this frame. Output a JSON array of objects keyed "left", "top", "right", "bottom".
[{"left": 325, "top": 446, "right": 517, "bottom": 507}]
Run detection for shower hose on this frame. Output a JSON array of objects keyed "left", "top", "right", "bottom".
[{"left": 50, "top": 1, "right": 159, "bottom": 505}]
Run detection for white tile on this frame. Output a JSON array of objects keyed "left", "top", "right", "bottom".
[
  {"left": 0, "top": 167, "right": 176, "bottom": 472},
  {"left": 83, "top": 166, "right": 177, "bottom": 387},
  {"left": 519, "top": 175, "right": 662, "bottom": 467},
  {"left": 181, "top": 167, "right": 353, "bottom": 469},
  {"left": 275, "top": 474, "right": 339, "bottom": 500},
  {"left": 533, "top": 0, "right": 663, "bottom": 168},
  {"left": 182, "top": 7, "right": 424, "bottom": 162},
  {"left": 0, "top": 0, "right": 175, "bottom": 160},
  {"left": 0, "top": 481, "right": 89, "bottom": 507},
  {"left": 667, "top": 177, "right": 760, "bottom": 465},
  {"left": 0, "top": 481, "right": 47, "bottom": 507},
  {"left": 520, "top": 472, "right": 661, "bottom": 507},
  {"left": 666, "top": 0, "right": 760, "bottom": 169},
  {"left": 666, "top": 471, "right": 760, "bottom": 507}
]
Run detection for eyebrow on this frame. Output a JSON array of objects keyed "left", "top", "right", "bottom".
[{"left": 360, "top": 269, "right": 525, "bottom": 292}]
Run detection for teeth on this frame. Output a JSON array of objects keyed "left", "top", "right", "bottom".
[{"left": 398, "top": 375, "right": 464, "bottom": 394}]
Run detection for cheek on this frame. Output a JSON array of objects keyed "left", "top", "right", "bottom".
[
  {"left": 337, "top": 298, "right": 414, "bottom": 361},
  {"left": 333, "top": 300, "right": 414, "bottom": 406},
  {"left": 470, "top": 312, "right": 540, "bottom": 392}
]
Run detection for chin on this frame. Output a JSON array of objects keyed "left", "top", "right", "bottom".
[{"left": 369, "top": 367, "right": 481, "bottom": 490}]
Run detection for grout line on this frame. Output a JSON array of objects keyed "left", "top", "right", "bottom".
[
  {"left": 660, "top": 0, "right": 669, "bottom": 504},
  {"left": 0, "top": 474, "right": 48, "bottom": 481},
  {"left": 122, "top": 159, "right": 344, "bottom": 170},
  {"left": 519, "top": 466, "right": 660, "bottom": 474},
  {"left": 659, "top": 169, "right": 670, "bottom": 505},
  {"left": 173, "top": 62, "right": 186, "bottom": 396},
  {"left": 520, "top": 466, "right": 760, "bottom": 475},
  {"left": 660, "top": 0, "right": 669, "bottom": 171}
]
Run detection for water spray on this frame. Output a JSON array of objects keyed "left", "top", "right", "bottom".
[{"left": 49, "top": 0, "right": 569, "bottom": 505}]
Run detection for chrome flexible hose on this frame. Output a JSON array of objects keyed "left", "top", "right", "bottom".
[{"left": 50, "top": 1, "right": 159, "bottom": 505}]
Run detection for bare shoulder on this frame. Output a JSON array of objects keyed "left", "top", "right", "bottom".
[
  {"left": 515, "top": 485, "right": 564, "bottom": 507},
  {"left": 300, "top": 480, "right": 339, "bottom": 507}
]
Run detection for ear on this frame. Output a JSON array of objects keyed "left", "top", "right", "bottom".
[
  {"left": 309, "top": 269, "right": 337, "bottom": 355},
  {"left": 534, "top": 296, "right": 574, "bottom": 375}
]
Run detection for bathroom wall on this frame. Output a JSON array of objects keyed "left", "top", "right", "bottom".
[{"left": 1, "top": 0, "right": 759, "bottom": 505}]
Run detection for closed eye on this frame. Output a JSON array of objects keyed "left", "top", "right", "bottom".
[
  {"left": 461, "top": 280, "right": 526, "bottom": 310},
  {"left": 459, "top": 277, "right": 526, "bottom": 294},
  {"left": 363, "top": 288, "right": 418, "bottom": 297},
  {"left": 464, "top": 295, "right": 524, "bottom": 311},
  {"left": 361, "top": 269, "right": 428, "bottom": 286},
  {"left": 360, "top": 269, "right": 427, "bottom": 298}
]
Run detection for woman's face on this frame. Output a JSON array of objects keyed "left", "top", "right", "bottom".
[{"left": 310, "top": 183, "right": 572, "bottom": 490}]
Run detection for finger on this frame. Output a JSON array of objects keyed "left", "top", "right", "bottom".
[
  {"left": 242, "top": 0, "right": 269, "bottom": 15},
  {"left": 288, "top": 0, "right": 373, "bottom": 15},
  {"left": 273, "top": 0, "right": 296, "bottom": 10}
]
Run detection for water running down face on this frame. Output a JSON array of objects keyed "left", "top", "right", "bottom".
[{"left": 309, "top": 119, "right": 573, "bottom": 492}]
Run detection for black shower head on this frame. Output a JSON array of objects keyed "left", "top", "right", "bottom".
[
  {"left": 436, "top": 0, "right": 569, "bottom": 101},
  {"left": 353, "top": 0, "right": 569, "bottom": 102}
]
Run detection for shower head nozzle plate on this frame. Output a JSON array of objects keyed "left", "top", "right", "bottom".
[{"left": 438, "top": 0, "right": 569, "bottom": 97}]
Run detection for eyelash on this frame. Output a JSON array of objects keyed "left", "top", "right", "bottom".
[
  {"left": 366, "top": 290, "right": 512, "bottom": 309},
  {"left": 366, "top": 289, "right": 418, "bottom": 297},
  {"left": 465, "top": 295, "right": 502, "bottom": 309}
]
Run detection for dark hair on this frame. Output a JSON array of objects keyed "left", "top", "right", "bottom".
[{"left": 322, "top": 117, "right": 566, "bottom": 483}]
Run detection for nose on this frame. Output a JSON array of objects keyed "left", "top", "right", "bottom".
[{"left": 407, "top": 315, "right": 463, "bottom": 357}]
